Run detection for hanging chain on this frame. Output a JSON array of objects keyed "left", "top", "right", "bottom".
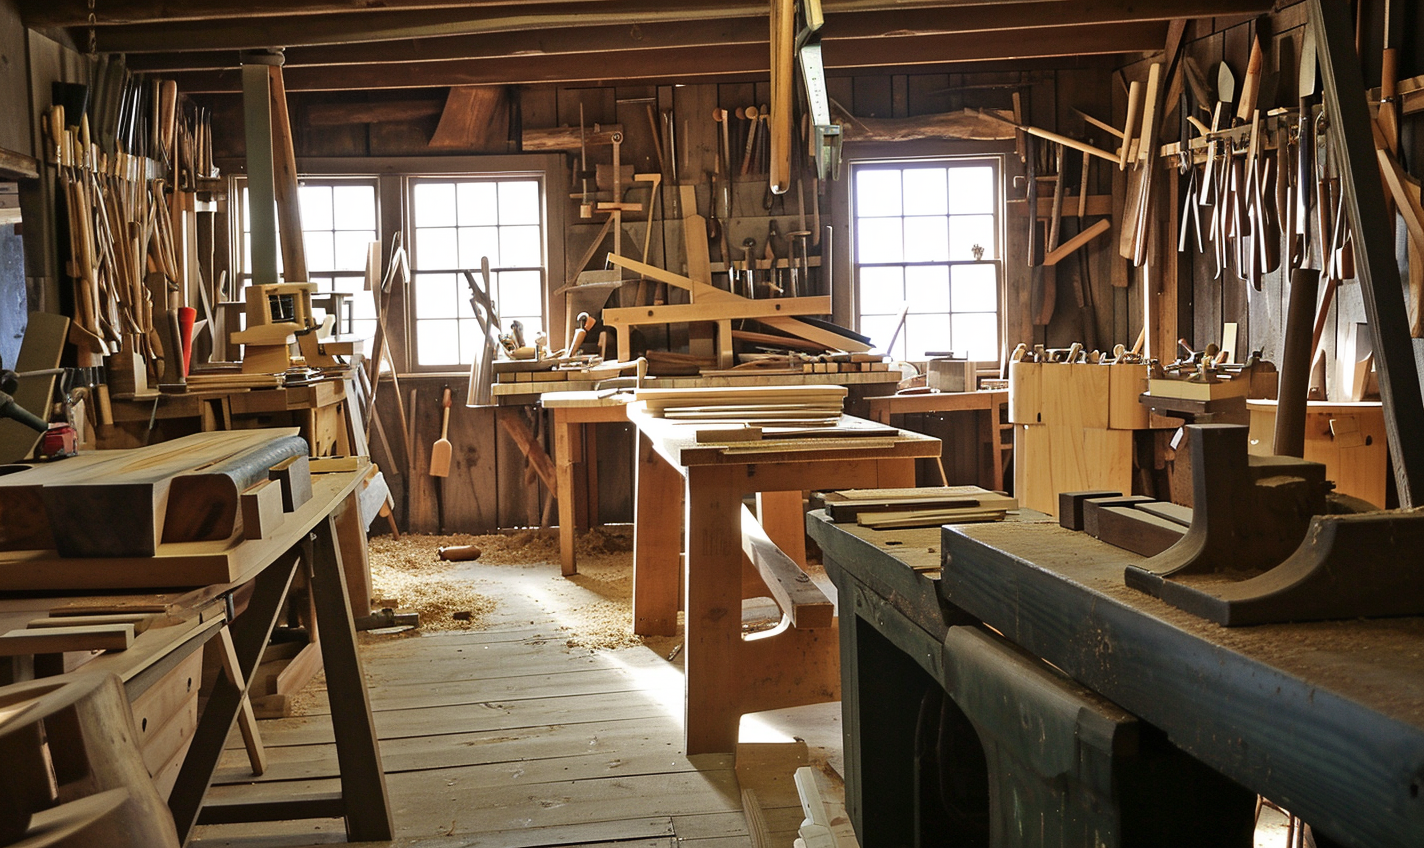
[{"left": 86, "top": 0, "right": 97, "bottom": 54}]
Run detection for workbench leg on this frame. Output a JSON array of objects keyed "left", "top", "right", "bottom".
[
  {"left": 981, "top": 408, "right": 1002, "bottom": 492},
  {"left": 309, "top": 514, "right": 394, "bottom": 840},
  {"left": 168, "top": 553, "right": 300, "bottom": 843},
  {"left": 833, "top": 575, "right": 929, "bottom": 848},
  {"left": 633, "top": 434, "right": 683, "bottom": 636},
  {"left": 756, "top": 491, "right": 807, "bottom": 568},
  {"left": 555, "top": 412, "right": 580, "bottom": 576},
  {"left": 584, "top": 424, "right": 600, "bottom": 530},
  {"left": 685, "top": 464, "right": 744, "bottom": 755}
]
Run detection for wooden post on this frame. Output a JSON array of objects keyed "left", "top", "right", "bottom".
[{"left": 1311, "top": 0, "right": 1424, "bottom": 507}]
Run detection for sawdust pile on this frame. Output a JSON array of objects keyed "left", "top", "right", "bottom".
[
  {"left": 367, "top": 535, "right": 498, "bottom": 632},
  {"left": 561, "top": 528, "right": 640, "bottom": 651},
  {"left": 365, "top": 528, "right": 647, "bottom": 651}
]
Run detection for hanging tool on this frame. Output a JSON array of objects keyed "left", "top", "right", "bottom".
[
  {"left": 429, "top": 386, "right": 453, "bottom": 534},
  {"left": 794, "top": 0, "right": 841, "bottom": 181}
]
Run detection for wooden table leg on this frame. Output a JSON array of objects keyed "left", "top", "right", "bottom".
[
  {"left": 584, "top": 423, "right": 600, "bottom": 530},
  {"left": 756, "top": 491, "right": 807, "bottom": 568},
  {"left": 685, "top": 464, "right": 744, "bottom": 755},
  {"left": 633, "top": 434, "right": 683, "bottom": 636},
  {"left": 169, "top": 553, "right": 299, "bottom": 843},
  {"left": 554, "top": 410, "right": 579, "bottom": 576},
  {"left": 980, "top": 406, "right": 1002, "bottom": 492},
  {"left": 309, "top": 514, "right": 394, "bottom": 841}
]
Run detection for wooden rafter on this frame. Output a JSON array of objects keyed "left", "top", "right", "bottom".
[
  {"left": 166, "top": 22, "right": 1168, "bottom": 93},
  {"left": 22, "top": 0, "right": 1267, "bottom": 29},
  {"left": 84, "top": 0, "right": 1256, "bottom": 55}
]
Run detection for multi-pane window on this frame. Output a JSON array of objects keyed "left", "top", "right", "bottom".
[
  {"left": 408, "top": 177, "right": 546, "bottom": 369},
  {"left": 237, "top": 179, "right": 380, "bottom": 339},
  {"left": 853, "top": 159, "right": 1001, "bottom": 361}
]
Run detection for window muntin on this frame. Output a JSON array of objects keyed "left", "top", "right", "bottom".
[
  {"left": 853, "top": 159, "right": 1002, "bottom": 362},
  {"left": 408, "top": 177, "right": 546, "bottom": 369}
]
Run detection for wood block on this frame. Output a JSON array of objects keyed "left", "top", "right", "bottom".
[
  {"left": 1136, "top": 501, "right": 1192, "bottom": 527},
  {"left": 268, "top": 454, "right": 313, "bottom": 512},
  {"left": 1091, "top": 505, "right": 1185, "bottom": 556},
  {"left": 1057, "top": 490, "right": 1122, "bottom": 531},
  {"left": 1081, "top": 495, "right": 1155, "bottom": 539},
  {"left": 240, "top": 478, "right": 285, "bottom": 540},
  {"left": 28, "top": 613, "right": 153, "bottom": 634},
  {"left": 1008, "top": 361, "right": 1042, "bottom": 423},
  {"left": 0, "top": 624, "right": 134, "bottom": 655},
  {"left": 1107, "top": 363, "right": 1150, "bottom": 429},
  {"left": 1013, "top": 424, "right": 1055, "bottom": 515}
]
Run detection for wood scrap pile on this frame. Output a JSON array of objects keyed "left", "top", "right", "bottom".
[{"left": 822, "top": 486, "right": 1017, "bottom": 529}]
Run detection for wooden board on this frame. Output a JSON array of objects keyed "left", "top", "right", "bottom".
[{"left": 0, "top": 623, "right": 134, "bottom": 654}]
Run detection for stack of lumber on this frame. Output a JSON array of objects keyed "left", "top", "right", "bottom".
[
  {"left": 822, "top": 486, "right": 1017, "bottom": 529},
  {"left": 635, "top": 385, "right": 847, "bottom": 426}
]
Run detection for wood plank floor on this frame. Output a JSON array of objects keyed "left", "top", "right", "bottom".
[{"left": 188, "top": 542, "right": 840, "bottom": 848}]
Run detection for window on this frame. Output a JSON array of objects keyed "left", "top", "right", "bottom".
[
  {"left": 408, "top": 177, "right": 546, "bottom": 370},
  {"left": 852, "top": 159, "right": 1001, "bottom": 362},
  {"left": 236, "top": 178, "right": 380, "bottom": 339}
]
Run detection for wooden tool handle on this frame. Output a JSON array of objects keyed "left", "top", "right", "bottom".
[{"left": 440, "top": 387, "right": 452, "bottom": 439}]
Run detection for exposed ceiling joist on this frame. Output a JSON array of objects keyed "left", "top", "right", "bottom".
[
  {"left": 87, "top": 0, "right": 1263, "bottom": 54},
  {"left": 168, "top": 21, "right": 1168, "bottom": 92},
  {"left": 23, "top": 0, "right": 1038, "bottom": 27},
  {"left": 123, "top": 0, "right": 1263, "bottom": 73}
]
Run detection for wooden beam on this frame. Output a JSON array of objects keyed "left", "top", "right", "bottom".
[
  {"left": 168, "top": 22, "right": 1168, "bottom": 92},
  {"left": 1311, "top": 0, "right": 1424, "bottom": 508},
  {"left": 304, "top": 99, "right": 444, "bottom": 125},
  {"left": 0, "top": 146, "right": 40, "bottom": 180},
  {"left": 26, "top": 0, "right": 1267, "bottom": 31},
  {"left": 90, "top": 0, "right": 1200, "bottom": 54}
]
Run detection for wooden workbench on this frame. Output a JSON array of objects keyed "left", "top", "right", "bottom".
[
  {"left": 103, "top": 379, "right": 352, "bottom": 457},
  {"left": 807, "top": 510, "right": 1424, "bottom": 847},
  {"left": 864, "top": 389, "right": 1008, "bottom": 490},
  {"left": 628, "top": 404, "right": 941, "bottom": 754},
  {"left": 0, "top": 456, "right": 392, "bottom": 844}
]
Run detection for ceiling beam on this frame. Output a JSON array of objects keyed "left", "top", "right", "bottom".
[
  {"left": 89, "top": 0, "right": 1261, "bottom": 54},
  {"left": 123, "top": 0, "right": 1263, "bottom": 72},
  {"left": 168, "top": 21, "right": 1166, "bottom": 93},
  {"left": 23, "top": 0, "right": 1023, "bottom": 27}
]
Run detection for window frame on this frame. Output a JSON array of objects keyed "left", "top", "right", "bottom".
[
  {"left": 847, "top": 153, "right": 1006, "bottom": 364},
  {"left": 231, "top": 174, "right": 382, "bottom": 338},
  {"left": 405, "top": 173, "right": 551, "bottom": 372},
  {"left": 230, "top": 155, "right": 566, "bottom": 377}
]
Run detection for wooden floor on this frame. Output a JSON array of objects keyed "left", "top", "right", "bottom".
[{"left": 188, "top": 547, "right": 840, "bottom": 848}]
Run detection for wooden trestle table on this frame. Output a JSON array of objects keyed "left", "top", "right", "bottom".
[
  {"left": 0, "top": 453, "right": 391, "bottom": 845},
  {"left": 626, "top": 404, "right": 941, "bottom": 754}
]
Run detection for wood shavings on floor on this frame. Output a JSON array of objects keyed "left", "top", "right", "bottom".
[
  {"left": 367, "top": 534, "right": 500, "bottom": 632},
  {"left": 365, "top": 528, "right": 649, "bottom": 651}
]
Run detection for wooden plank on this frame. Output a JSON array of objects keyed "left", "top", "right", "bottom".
[
  {"left": 1311, "top": 0, "right": 1424, "bottom": 507},
  {"left": 739, "top": 505, "right": 832, "bottom": 629},
  {"left": 27, "top": 613, "right": 154, "bottom": 634},
  {"left": 1080, "top": 494, "right": 1154, "bottom": 538},
  {"left": 0, "top": 623, "right": 134, "bottom": 654}
]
